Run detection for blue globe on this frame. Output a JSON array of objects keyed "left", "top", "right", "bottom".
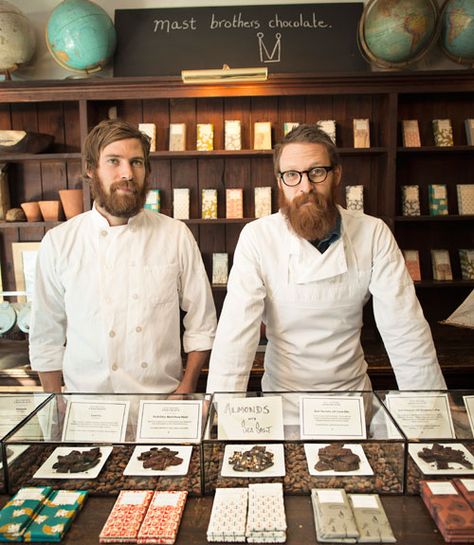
[
  {"left": 46, "top": 0, "right": 116, "bottom": 74},
  {"left": 440, "top": 0, "right": 474, "bottom": 64}
]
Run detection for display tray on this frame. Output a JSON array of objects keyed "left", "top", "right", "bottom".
[
  {"left": 203, "top": 441, "right": 404, "bottom": 495},
  {"left": 5, "top": 443, "right": 202, "bottom": 496}
]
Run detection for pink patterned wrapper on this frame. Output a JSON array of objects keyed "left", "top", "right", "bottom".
[
  {"left": 99, "top": 490, "right": 154, "bottom": 544},
  {"left": 137, "top": 491, "right": 187, "bottom": 545}
]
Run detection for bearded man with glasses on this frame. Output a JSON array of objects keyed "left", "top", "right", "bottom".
[{"left": 207, "top": 124, "right": 445, "bottom": 395}]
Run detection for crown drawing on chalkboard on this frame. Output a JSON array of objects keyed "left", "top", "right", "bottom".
[{"left": 257, "top": 32, "right": 281, "bottom": 64}]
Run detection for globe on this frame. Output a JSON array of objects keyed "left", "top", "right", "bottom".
[
  {"left": 440, "top": 0, "right": 474, "bottom": 65},
  {"left": 358, "top": 0, "right": 439, "bottom": 69},
  {"left": 0, "top": 1, "right": 36, "bottom": 75},
  {"left": 46, "top": 0, "right": 116, "bottom": 74}
]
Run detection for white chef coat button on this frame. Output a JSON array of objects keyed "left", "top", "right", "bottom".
[
  {"left": 101, "top": 230, "right": 108, "bottom": 237},
  {"left": 132, "top": 293, "right": 139, "bottom": 300},
  {"left": 141, "top": 361, "right": 148, "bottom": 369},
  {"left": 136, "top": 326, "right": 142, "bottom": 333},
  {"left": 109, "top": 330, "right": 116, "bottom": 338},
  {"left": 111, "top": 363, "right": 118, "bottom": 371}
]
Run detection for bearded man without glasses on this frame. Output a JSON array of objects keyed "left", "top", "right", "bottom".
[
  {"left": 207, "top": 124, "right": 445, "bottom": 394},
  {"left": 30, "top": 119, "right": 216, "bottom": 394}
]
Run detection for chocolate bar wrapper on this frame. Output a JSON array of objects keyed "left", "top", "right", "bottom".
[
  {"left": 420, "top": 481, "right": 474, "bottom": 540},
  {"left": 197, "top": 123, "right": 214, "bottom": 151},
  {"left": 454, "top": 479, "right": 474, "bottom": 511},
  {"left": 311, "top": 489, "right": 359, "bottom": 543},
  {"left": 207, "top": 488, "right": 247, "bottom": 542},
  {"left": 246, "top": 483, "right": 286, "bottom": 539},
  {"left": 99, "top": 490, "right": 153, "bottom": 544},
  {"left": 226, "top": 188, "right": 243, "bottom": 219},
  {"left": 0, "top": 486, "right": 52, "bottom": 542},
  {"left": 137, "top": 491, "right": 187, "bottom": 545},
  {"left": 23, "top": 490, "right": 88, "bottom": 543},
  {"left": 225, "top": 120, "right": 242, "bottom": 151},
  {"left": 348, "top": 494, "right": 396, "bottom": 543},
  {"left": 202, "top": 188, "right": 218, "bottom": 219}
]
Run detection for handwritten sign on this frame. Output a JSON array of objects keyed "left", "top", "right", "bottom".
[
  {"left": 114, "top": 4, "right": 367, "bottom": 77},
  {"left": 218, "top": 396, "right": 284, "bottom": 440}
]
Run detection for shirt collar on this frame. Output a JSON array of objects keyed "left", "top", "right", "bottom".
[
  {"left": 311, "top": 211, "right": 341, "bottom": 253},
  {"left": 91, "top": 201, "right": 144, "bottom": 230}
]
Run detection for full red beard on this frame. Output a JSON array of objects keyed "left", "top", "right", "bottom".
[
  {"left": 279, "top": 186, "right": 338, "bottom": 241},
  {"left": 90, "top": 174, "right": 149, "bottom": 219}
]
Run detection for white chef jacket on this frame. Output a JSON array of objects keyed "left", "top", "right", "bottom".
[
  {"left": 207, "top": 206, "right": 446, "bottom": 393},
  {"left": 29, "top": 206, "right": 216, "bottom": 393}
]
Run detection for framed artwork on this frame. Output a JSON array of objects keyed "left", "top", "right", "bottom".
[{"left": 12, "top": 242, "right": 41, "bottom": 303}]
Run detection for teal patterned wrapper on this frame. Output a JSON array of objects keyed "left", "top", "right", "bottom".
[
  {"left": 0, "top": 487, "right": 52, "bottom": 542},
  {"left": 23, "top": 490, "right": 88, "bottom": 543}
]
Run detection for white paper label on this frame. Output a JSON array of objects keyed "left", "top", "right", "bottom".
[
  {"left": 15, "top": 488, "right": 47, "bottom": 501},
  {"left": 218, "top": 396, "right": 284, "bottom": 441},
  {"left": 152, "top": 493, "right": 181, "bottom": 507},
  {"left": 317, "top": 490, "right": 344, "bottom": 504},
  {"left": 460, "top": 479, "right": 474, "bottom": 492},
  {"left": 119, "top": 491, "right": 150, "bottom": 505},
  {"left": 350, "top": 494, "right": 379, "bottom": 509},
  {"left": 427, "top": 482, "right": 457, "bottom": 495},
  {"left": 53, "top": 491, "right": 81, "bottom": 505}
]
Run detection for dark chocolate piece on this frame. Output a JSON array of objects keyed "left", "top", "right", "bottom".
[
  {"left": 137, "top": 447, "right": 183, "bottom": 471},
  {"left": 52, "top": 447, "right": 102, "bottom": 473},
  {"left": 418, "top": 443, "right": 473, "bottom": 470},
  {"left": 228, "top": 445, "right": 274, "bottom": 472},
  {"left": 315, "top": 443, "right": 361, "bottom": 472}
]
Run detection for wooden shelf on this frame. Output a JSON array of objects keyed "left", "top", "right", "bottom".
[
  {"left": 0, "top": 152, "right": 81, "bottom": 161},
  {"left": 183, "top": 218, "right": 255, "bottom": 224},
  {"left": 395, "top": 215, "right": 474, "bottom": 222},
  {"left": 397, "top": 145, "right": 474, "bottom": 154},
  {"left": 150, "top": 148, "right": 387, "bottom": 158},
  {"left": 414, "top": 280, "right": 474, "bottom": 288},
  {"left": 0, "top": 221, "right": 63, "bottom": 229}
]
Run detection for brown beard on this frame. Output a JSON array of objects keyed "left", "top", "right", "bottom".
[
  {"left": 90, "top": 173, "right": 149, "bottom": 219},
  {"left": 279, "top": 186, "right": 338, "bottom": 241}
]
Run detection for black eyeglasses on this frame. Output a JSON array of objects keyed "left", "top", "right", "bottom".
[{"left": 279, "top": 166, "right": 334, "bottom": 187}]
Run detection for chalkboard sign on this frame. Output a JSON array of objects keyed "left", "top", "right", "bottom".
[{"left": 114, "top": 3, "right": 368, "bottom": 77}]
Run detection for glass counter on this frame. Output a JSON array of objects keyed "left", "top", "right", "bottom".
[
  {"left": 203, "top": 391, "right": 405, "bottom": 495},
  {"left": 377, "top": 390, "right": 474, "bottom": 494},
  {"left": 4, "top": 392, "right": 211, "bottom": 496},
  {"left": 0, "top": 392, "right": 52, "bottom": 493}
]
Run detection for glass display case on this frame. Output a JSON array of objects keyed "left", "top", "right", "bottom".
[
  {"left": 377, "top": 390, "right": 474, "bottom": 494},
  {"left": 3, "top": 392, "right": 211, "bottom": 496},
  {"left": 202, "top": 391, "right": 405, "bottom": 495},
  {"left": 0, "top": 392, "right": 52, "bottom": 493}
]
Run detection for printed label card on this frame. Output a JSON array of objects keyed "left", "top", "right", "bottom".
[
  {"left": 253, "top": 122, "right": 272, "bottom": 150},
  {"left": 62, "top": 399, "right": 129, "bottom": 442},
  {"left": 144, "top": 189, "right": 160, "bottom": 213},
  {"left": 169, "top": 123, "right": 186, "bottom": 151},
  {"left": 201, "top": 188, "right": 218, "bottom": 219},
  {"left": 345, "top": 185, "right": 364, "bottom": 213},
  {"left": 136, "top": 399, "right": 203, "bottom": 442},
  {"left": 384, "top": 393, "right": 455, "bottom": 439},
  {"left": 217, "top": 396, "right": 284, "bottom": 440},
  {"left": 300, "top": 395, "right": 367, "bottom": 440},
  {"left": 173, "top": 188, "right": 190, "bottom": 219},
  {"left": 457, "top": 184, "right": 474, "bottom": 215},
  {"left": 431, "top": 249, "right": 453, "bottom": 281},
  {"left": 402, "top": 120, "right": 421, "bottom": 147},
  {"left": 196, "top": 123, "right": 214, "bottom": 151},
  {"left": 402, "top": 185, "right": 421, "bottom": 216},
  {"left": 402, "top": 249, "right": 421, "bottom": 282},
  {"left": 224, "top": 120, "right": 242, "bottom": 150},
  {"left": 254, "top": 186, "right": 272, "bottom": 218},
  {"left": 465, "top": 119, "right": 474, "bottom": 145},
  {"left": 459, "top": 249, "right": 474, "bottom": 280},
  {"left": 433, "top": 119, "right": 454, "bottom": 146},
  {"left": 138, "top": 123, "right": 156, "bottom": 152},
  {"left": 283, "top": 122, "right": 299, "bottom": 136},
  {"left": 212, "top": 253, "right": 228, "bottom": 285},
  {"left": 353, "top": 118, "right": 370, "bottom": 148},
  {"left": 429, "top": 184, "right": 448, "bottom": 216},
  {"left": 226, "top": 188, "right": 243, "bottom": 218},
  {"left": 317, "top": 120, "right": 336, "bottom": 144}
]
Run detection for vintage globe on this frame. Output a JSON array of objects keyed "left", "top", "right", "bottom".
[
  {"left": 440, "top": 0, "right": 474, "bottom": 64},
  {"left": 359, "top": 0, "right": 439, "bottom": 69},
  {"left": 46, "top": 0, "right": 116, "bottom": 74},
  {"left": 0, "top": 1, "right": 36, "bottom": 73}
]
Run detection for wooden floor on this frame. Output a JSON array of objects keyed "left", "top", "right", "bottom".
[{"left": 0, "top": 494, "right": 447, "bottom": 544}]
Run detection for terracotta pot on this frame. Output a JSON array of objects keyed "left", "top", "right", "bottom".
[
  {"left": 38, "top": 200, "right": 61, "bottom": 221},
  {"left": 20, "top": 201, "right": 42, "bottom": 222},
  {"left": 59, "top": 189, "right": 83, "bottom": 220}
]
